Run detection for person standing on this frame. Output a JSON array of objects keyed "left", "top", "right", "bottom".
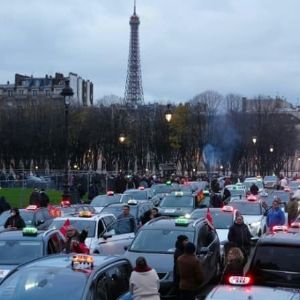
[
  {"left": 221, "top": 247, "right": 244, "bottom": 283},
  {"left": 227, "top": 215, "right": 251, "bottom": 263},
  {"left": 172, "top": 235, "right": 189, "bottom": 299},
  {"left": 177, "top": 242, "right": 203, "bottom": 300},
  {"left": 286, "top": 195, "right": 299, "bottom": 225},
  {"left": 129, "top": 256, "right": 160, "bottom": 300},
  {"left": 266, "top": 198, "right": 286, "bottom": 230},
  {"left": 4, "top": 208, "right": 26, "bottom": 229},
  {"left": 117, "top": 204, "right": 136, "bottom": 234}
]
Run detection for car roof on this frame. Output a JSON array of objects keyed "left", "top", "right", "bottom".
[
  {"left": 258, "top": 231, "right": 300, "bottom": 246},
  {"left": 0, "top": 229, "right": 57, "bottom": 241},
  {"left": 141, "top": 216, "right": 203, "bottom": 231},
  {"left": 6, "top": 254, "right": 130, "bottom": 278},
  {"left": 53, "top": 213, "right": 115, "bottom": 221}
]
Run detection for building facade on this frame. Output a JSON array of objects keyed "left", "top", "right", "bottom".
[{"left": 0, "top": 72, "right": 93, "bottom": 106}]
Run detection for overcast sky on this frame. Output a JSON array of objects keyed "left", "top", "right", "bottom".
[{"left": 1, "top": 0, "right": 300, "bottom": 104}]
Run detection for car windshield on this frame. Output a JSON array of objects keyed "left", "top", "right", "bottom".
[
  {"left": 90, "top": 195, "right": 120, "bottom": 207},
  {"left": 229, "top": 202, "right": 261, "bottom": 215},
  {"left": 159, "top": 196, "right": 194, "bottom": 208},
  {"left": 0, "top": 240, "right": 43, "bottom": 264},
  {"left": 191, "top": 210, "right": 233, "bottom": 229},
  {"left": 251, "top": 245, "right": 300, "bottom": 284},
  {"left": 50, "top": 220, "right": 96, "bottom": 237},
  {"left": 151, "top": 185, "right": 178, "bottom": 195},
  {"left": 0, "top": 267, "right": 87, "bottom": 300},
  {"left": 101, "top": 206, "right": 138, "bottom": 219},
  {"left": 120, "top": 192, "right": 147, "bottom": 202},
  {"left": 264, "top": 176, "right": 277, "bottom": 182},
  {"left": 19, "top": 210, "right": 35, "bottom": 226},
  {"left": 228, "top": 189, "right": 245, "bottom": 197},
  {"left": 289, "top": 181, "right": 300, "bottom": 189},
  {"left": 130, "top": 229, "right": 194, "bottom": 253},
  {"left": 243, "top": 181, "right": 264, "bottom": 190}
]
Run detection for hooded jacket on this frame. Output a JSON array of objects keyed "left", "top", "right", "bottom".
[
  {"left": 228, "top": 222, "right": 251, "bottom": 254},
  {"left": 130, "top": 268, "right": 160, "bottom": 300}
]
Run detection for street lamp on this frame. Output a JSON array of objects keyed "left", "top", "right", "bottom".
[
  {"left": 119, "top": 133, "right": 126, "bottom": 144},
  {"left": 252, "top": 136, "right": 257, "bottom": 144},
  {"left": 165, "top": 104, "right": 172, "bottom": 123},
  {"left": 269, "top": 145, "right": 274, "bottom": 153},
  {"left": 61, "top": 79, "right": 74, "bottom": 202}
]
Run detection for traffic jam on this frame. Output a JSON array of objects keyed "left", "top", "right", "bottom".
[{"left": 0, "top": 176, "right": 299, "bottom": 300}]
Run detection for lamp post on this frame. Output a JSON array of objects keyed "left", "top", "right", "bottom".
[
  {"left": 61, "top": 80, "right": 74, "bottom": 201},
  {"left": 252, "top": 136, "right": 257, "bottom": 175}
]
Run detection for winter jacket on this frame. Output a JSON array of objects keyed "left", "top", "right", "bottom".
[
  {"left": 4, "top": 215, "right": 26, "bottom": 229},
  {"left": 130, "top": 269, "right": 160, "bottom": 300},
  {"left": 266, "top": 207, "right": 285, "bottom": 229},
  {"left": 177, "top": 253, "right": 203, "bottom": 291},
  {"left": 286, "top": 199, "right": 299, "bottom": 223},
  {"left": 221, "top": 259, "right": 244, "bottom": 283},
  {"left": 227, "top": 223, "right": 251, "bottom": 256},
  {"left": 173, "top": 244, "right": 184, "bottom": 286}
]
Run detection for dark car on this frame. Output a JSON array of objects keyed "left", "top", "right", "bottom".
[
  {"left": 158, "top": 191, "right": 198, "bottom": 217},
  {"left": 0, "top": 254, "right": 132, "bottom": 300},
  {"left": 101, "top": 200, "right": 153, "bottom": 226},
  {"left": 18, "top": 206, "right": 54, "bottom": 230},
  {"left": 124, "top": 216, "right": 221, "bottom": 297},
  {"left": 0, "top": 227, "right": 65, "bottom": 280},
  {"left": 246, "top": 231, "right": 300, "bottom": 288}
]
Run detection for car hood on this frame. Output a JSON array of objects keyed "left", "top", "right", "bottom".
[
  {"left": 124, "top": 251, "right": 173, "bottom": 273},
  {"left": 216, "top": 229, "right": 229, "bottom": 243},
  {"left": 243, "top": 215, "right": 262, "bottom": 225},
  {"left": 0, "top": 264, "right": 17, "bottom": 279},
  {"left": 208, "top": 285, "right": 297, "bottom": 300}
]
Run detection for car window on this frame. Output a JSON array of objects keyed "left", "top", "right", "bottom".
[
  {"left": 98, "top": 220, "right": 105, "bottom": 238},
  {"left": 0, "top": 240, "right": 43, "bottom": 264},
  {"left": 130, "top": 229, "right": 194, "bottom": 253},
  {"left": 103, "top": 216, "right": 115, "bottom": 227},
  {"left": 252, "top": 245, "right": 300, "bottom": 273},
  {"left": 192, "top": 210, "right": 233, "bottom": 229},
  {"left": 160, "top": 195, "right": 194, "bottom": 208},
  {"left": 230, "top": 202, "right": 262, "bottom": 215},
  {"left": 50, "top": 220, "right": 96, "bottom": 237},
  {"left": 47, "top": 234, "right": 62, "bottom": 254},
  {"left": 0, "top": 268, "right": 87, "bottom": 300}
]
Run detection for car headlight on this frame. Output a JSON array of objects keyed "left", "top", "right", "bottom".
[
  {"left": 250, "top": 221, "right": 260, "bottom": 228},
  {"left": 184, "top": 213, "right": 191, "bottom": 219}
]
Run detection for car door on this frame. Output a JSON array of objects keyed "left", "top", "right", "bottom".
[
  {"left": 92, "top": 261, "right": 132, "bottom": 300},
  {"left": 98, "top": 219, "right": 135, "bottom": 255}
]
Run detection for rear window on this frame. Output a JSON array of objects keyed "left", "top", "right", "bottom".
[{"left": 252, "top": 244, "right": 300, "bottom": 273}]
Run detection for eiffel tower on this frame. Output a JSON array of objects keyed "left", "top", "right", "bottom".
[{"left": 124, "top": 0, "right": 144, "bottom": 106}]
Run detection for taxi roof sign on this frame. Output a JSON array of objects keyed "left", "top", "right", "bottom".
[
  {"left": 127, "top": 199, "right": 138, "bottom": 205},
  {"left": 272, "top": 225, "right": 288, "bottom": 232},
  {"left": 228, "top": 276, "right": 252, "bottom": 285},
  {"left": 22, "top": 226, "right": 38, "bottom": 236},
  {"left": 26, "top": 205, "right": 38, "bottom": 210},
  {"left": 107, "top": 191, "right": 114, "bottom": 196},
  {"left": 138, "top": 186, "right": 145, "bottom": 190},
  {"left": 72, "top": 255, "right": 94, "bottom": 269},
  {"left": 79, "top": 211, "right": 92, "bottom": 218},
  {"left": 166, "top": 180, "right": 172, "bottom": 185},
  {"left": 174, "top": 191, "right": 184, "bottom": 197},
  {"left": 175, "top": 217, "right": 189, "bottom": 226},
  {"left": 222, "top": 205, "right": 234, "bottom": 212}
]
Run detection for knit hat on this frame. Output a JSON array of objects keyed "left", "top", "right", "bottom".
[{"left": 184, "top": 242, "right": 196, "bottom": 254}]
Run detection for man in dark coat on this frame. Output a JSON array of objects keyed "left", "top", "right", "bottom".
[
  {"left": 4, "top": 208, "right": 26, "bottom": 229},
  {"left": 39, "top": 189, "right": 50, "bottom": 207},
  {"left": 177, "top": 242, "right": 204, "bottom": 300},
  {"left": 227, "top": 215, "right": 252, "bottom": 262},
  {"left": 29, "top": 188, "right": 41, "bottom": 206}
]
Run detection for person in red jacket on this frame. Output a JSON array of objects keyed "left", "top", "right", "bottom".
[{"left": 71, "top": 229, "right": 90, "bottom": 254}]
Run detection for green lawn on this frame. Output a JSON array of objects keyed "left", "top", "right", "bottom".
[{"left": 0, "top": 188, "right": 63, "bottom": 208}]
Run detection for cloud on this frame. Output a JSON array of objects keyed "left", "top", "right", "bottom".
[{"left": 0, "top": 0, "right": 300, "bottom": 103}]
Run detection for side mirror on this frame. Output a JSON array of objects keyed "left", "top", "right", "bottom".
[
  {"left": 103, "top": 232, "right": 112, "bottom": 240},
  {"left": 124, "top": 245, "right": 128, "bottom": 251}
]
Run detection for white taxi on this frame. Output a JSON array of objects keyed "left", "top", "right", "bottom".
[
  {"left": 229, "top": 198, "right": 266, "bottom": 237},
  {"left": 49, "top": 211, "right": 135, "bottom": 255},
  {"left": 204, "top": 275, "right": 299, "bottom": 300}
]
